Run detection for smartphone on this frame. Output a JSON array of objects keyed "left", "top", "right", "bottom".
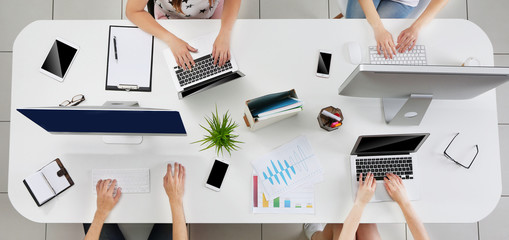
[
  {"left": 40, "top": 38, "right": 79, "bottom": 82},
  {"left": 205, "top": 158, "right": 230, "bottom": 191},
  {"left": 316, "top": 50, "right": 332, "bottom": 78}
]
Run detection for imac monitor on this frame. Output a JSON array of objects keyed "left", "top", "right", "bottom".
[
  {"left": 338, "top": 64, "right": 509, "bottom": 125},
  {"left": 17, "top": 102, "right": 186, "bottom": 144}
]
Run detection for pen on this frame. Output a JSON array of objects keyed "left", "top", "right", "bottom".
[{"left": 113, "top": 36, "right": 118, "bottom": 62}]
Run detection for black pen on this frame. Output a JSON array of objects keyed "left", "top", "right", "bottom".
[{"left": 113, "top": 36, "right": 118, "bottom": 62}]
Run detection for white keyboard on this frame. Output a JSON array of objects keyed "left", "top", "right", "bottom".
[
  {"left": 92, "top": 168, "right": 150, "bottom": 194},
  {"left": 369, "top": 45, "right": 427, "bottom": 65}
]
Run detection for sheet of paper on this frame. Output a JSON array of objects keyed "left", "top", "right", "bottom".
[
  {"left": 24, "top": 172, "right": 54, "bottom": 204},
  {"left": 252, "top": 175, "right": 315, "bottom": 214},
  {"left": 41, "top": 161, "right": 70, "bottom": 194},
  {"left": 106, "top": 26, "right": 153, "bottom": 88},
  {"left": 251, "top": 136, "right": 323, "bottom": 200}
]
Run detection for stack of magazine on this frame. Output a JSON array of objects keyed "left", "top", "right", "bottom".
[{"left": 250, "top": 96, "right": 303, "bottom": 121}]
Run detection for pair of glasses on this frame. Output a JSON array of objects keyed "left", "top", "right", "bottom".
[
  {"left": 443, "top": 133, "right": 479, "bottom": 169},
  {"left": 59, "top": 94, "right": 85, "bottom": 107}
]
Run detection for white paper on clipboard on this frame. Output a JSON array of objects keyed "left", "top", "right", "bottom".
[{"left": 106, "top": 26, "right": 153, "bottom": 91}]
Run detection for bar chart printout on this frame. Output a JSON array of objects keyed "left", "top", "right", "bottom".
[
  {"left": 251, "top": 136, "right": 324, "bottom": 199},
  {"left": 252, "top": 174, "right": 315, "bottom": 214}
]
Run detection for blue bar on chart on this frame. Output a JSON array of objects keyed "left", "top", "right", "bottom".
[{"left": 284, "top": 199, "right": 291, "bottom": 208}]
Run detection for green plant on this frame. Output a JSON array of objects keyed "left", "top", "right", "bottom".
[{"left": 193, "top": 106, "right": 243, "bottom": 156}]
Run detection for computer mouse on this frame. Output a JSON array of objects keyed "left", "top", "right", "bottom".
[{"left": 347, "top": 42, "right": 362, "bottom": 65}]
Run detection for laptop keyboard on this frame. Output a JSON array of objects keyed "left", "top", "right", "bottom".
[
  {"left": 175, "top": 54, "right": 233, "bottom": 87},
  {"left": 355, "top": 156, "right": 414, "bottom": 181}
]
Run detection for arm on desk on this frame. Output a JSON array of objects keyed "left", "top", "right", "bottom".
[
  {"left": 84, "top": 180, "right": 122, "bottom": 240},
  {"left": 384, "top": 173, "right": 429, "bottom": 240},
  {"left": 396, "top": 0, "right": 449, "bottom": 53},
  {"left": 338, "top": 173, "right": 376, "bottom": 240},
  {"left": 126, "top": 0, "right": 197, "bottom": 70},
  {"left": 164, "top": 163, "right": 188, "bottom": 240},
  {"left": 212, "top": 0, "right": 241, "bottom": 66}
]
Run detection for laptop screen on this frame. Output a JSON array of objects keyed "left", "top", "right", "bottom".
[{"left": 351, "top": 133, "right": 429, "bottom": 155}]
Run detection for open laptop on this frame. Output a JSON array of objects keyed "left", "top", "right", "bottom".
[
  {"left": 163, "top": 32, "right": 244, "bottom": 99},
  {"left": 350, "top": 133, "right": 429, "bottom": 202}
]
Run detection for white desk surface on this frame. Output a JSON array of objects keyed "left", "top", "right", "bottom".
[{"left": 9, "top": 19, "right": 500, "bottom": 223}]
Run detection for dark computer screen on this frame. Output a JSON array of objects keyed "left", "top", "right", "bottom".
[
  {"left": 353, "top": 134, "right": 428, "bottom": 155},
  {"left": 17, "top": 108, "right": 186, "bottom": 135}
]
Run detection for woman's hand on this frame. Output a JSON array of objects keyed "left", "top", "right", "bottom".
[
  {"left": 396, "top": 26, "right": 419, "bottom": 53},
  {"left": 374, "top": 28, "right": 397, "bottom": 59},
  {"left": 95, "top": 179, "right": 121, "bottom": 217},
  {"left": 212, "top": 31, "right": 231, "bottom": 67},
  {"left": 355, "top": 172, "right": 376, "bottom": 206},
  {"left": 164, "top": 162, "right": 186, "bottom": 205},
  {"left": 166, "top": 37, "right": 197, "bottom": 70},
  {"left": 384, "top": 173, "right": 410, "bottom": 205}
]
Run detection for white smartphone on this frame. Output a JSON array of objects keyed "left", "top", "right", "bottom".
[
  {"left": 316, "top": 50, "right": 332, "bottom": 78},
  {"left": 204, "top": 158, "right": 229, "bottom": 192},
  {"left": 40, "top": 38, "right": 79, "bottom": 82}
]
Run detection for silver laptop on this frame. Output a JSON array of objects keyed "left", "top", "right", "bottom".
[
  {"left": 163, "top": 32, "right": 244, "bottom": 99},
  {"left": 350, "top": 133, "right": 429, "bottom": 202}
]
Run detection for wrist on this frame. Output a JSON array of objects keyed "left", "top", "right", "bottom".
[
  {"left": 162, "top": 32, "right": 177, "bottom": 44},
  {"left": 398, "top": 200, "right": 412, "bottom": 209},
  {"left": 94, "top": 209, "right": 109, "bottom": 222},
  {"left": 169, "top": 198, "right": 183, "bottom": 207},
  {"left": 354, "top": 201, "right": 368, "bottom": 209}
]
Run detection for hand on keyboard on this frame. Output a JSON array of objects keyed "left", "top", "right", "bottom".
[
  {"left": 213, "top": 32, "right": 231, "bottom": 67},
  {"left": 355, "top": 172, "right": 376, "bottom": 205},
  {"left": 166, "top": 36, "right": 197, "bottom": 71},
  {"left": 374, "top": 28, "right": 397, "bottom": 59},
  {"left": 396, "top": 27, "right": 419, "bottom": 53},
  {"left": 384, "top": 173, "right": 410, "bottom": 205},
  {"left": 95, "top": 179, "right": 121, "bottom": 215}
]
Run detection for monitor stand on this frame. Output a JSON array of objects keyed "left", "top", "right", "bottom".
[
  {"left": 101, "top": 101, "right": 143, "bottom": 144},
  {"left": 382, "top": 94, "right": 433, "bottom": 126}
]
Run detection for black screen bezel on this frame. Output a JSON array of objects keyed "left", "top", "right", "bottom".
[{"left": 351, "top": 133, "right": 430, "bottom": 156}]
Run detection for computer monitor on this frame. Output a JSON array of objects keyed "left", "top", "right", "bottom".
[
  {"left": 338, "top": 64, "right": 509, "bottom": 125},
  {"left": 17, "top": 101, "right": 186, "bottom": 144}
]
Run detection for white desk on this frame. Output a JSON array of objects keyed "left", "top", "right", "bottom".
[{"left": 9, "top": 19, "right": 500, "bottom": 223}]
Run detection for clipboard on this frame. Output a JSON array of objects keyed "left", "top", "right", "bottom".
[
  {"left": 105, "top": 25, "right": 154, "bottom": 92},
  {"left": 23, "top": 158, "right": 74, "bottom": 207}
]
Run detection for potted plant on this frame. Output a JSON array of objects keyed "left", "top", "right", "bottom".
[{"left": 193, "top": 106, "right": 243, "bottom": 157}]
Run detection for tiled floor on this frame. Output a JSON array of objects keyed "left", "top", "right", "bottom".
[{"left": 1, "top": 0, "right": 509, "bottom": 239}]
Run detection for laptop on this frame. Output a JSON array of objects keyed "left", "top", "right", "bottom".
[
  {"left": 350, "top": 133, "right": 429, "bottom": 202},
  {"left": 163, "top": 32, "right": 244, "bottom": 99}
]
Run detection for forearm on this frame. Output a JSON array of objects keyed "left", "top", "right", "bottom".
[
  {"left": 171, "top": 200, "right": 188, "bottom": 240},
  {"left": 219, "top": 0, "right": 241, "bottom": 35},
  {"left": 358, "top": 0, "right": 384, "bottom": 31},
  {"left": 126, "top": 0, "right": 176, "bottom": 42},
  {"left": 338, "top": 203, "right": 366, "bottom": 240},
  {"left": 399, "top": 202, "right": 429, "bottom": 240},
  {"left": 411, "top": 0, "right": 448, "bottom": 30},
  {"left": 84, "top": 211, "right": 108, "bottom": 240}
]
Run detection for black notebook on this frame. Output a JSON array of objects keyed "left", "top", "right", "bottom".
[{"left": 23, "top": 158, "right": 74, "bottom": 207}]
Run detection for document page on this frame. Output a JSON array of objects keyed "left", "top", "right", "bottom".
[
  {"left": 251, "top": 136, "right": 324, "bottom": 200},
  {"left": 25, "top": 172, "right": 54, "bottom": 204},
  {"left": 106, "top": 26, "right": 153, "bottom": 88},
  {"left": 41, "top": 161, "right": 70, "bottom": 193}
]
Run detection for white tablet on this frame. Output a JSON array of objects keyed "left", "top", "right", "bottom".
[{"left": 40, "top": 38, "right": 79, "bottom": 82}]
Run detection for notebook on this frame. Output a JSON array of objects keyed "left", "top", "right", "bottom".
[
  {"left": 23, "top": 158, "right": 74, "bottom": 207},
  {"left": 105, "top": 25, "right": 154, "bottom": 91}
]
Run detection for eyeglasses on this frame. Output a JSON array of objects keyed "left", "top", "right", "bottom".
[
  {"left": 443, "top": 133, "right": 479, "bottom": 169},
  {"left": 59, "top": 94, "right": 85, "bottom": 107}
]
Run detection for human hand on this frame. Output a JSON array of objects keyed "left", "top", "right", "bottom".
[
  {"left": 212, "top": 32, "right": 231, "bottom": 67},
  {"left": 374, "top": 28, "right": 397, "bottom": 59},
  {"left": 95, "top": 179, "right": 121, "bottom": 217},
  {"left": 396, "top": 26, "right": 419, "bottom": 53},
  {"left": 166, "top": 37, "right": 197, "bottom": 70},
  {"left": 355, "top": 172, "right": 376, "bottom": 206},
  {"left": 164, "top": 162, "right": 186, "bottom": 205},
  {"left": 384, "top": 173, "right": 410, "bottom": 205}
]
